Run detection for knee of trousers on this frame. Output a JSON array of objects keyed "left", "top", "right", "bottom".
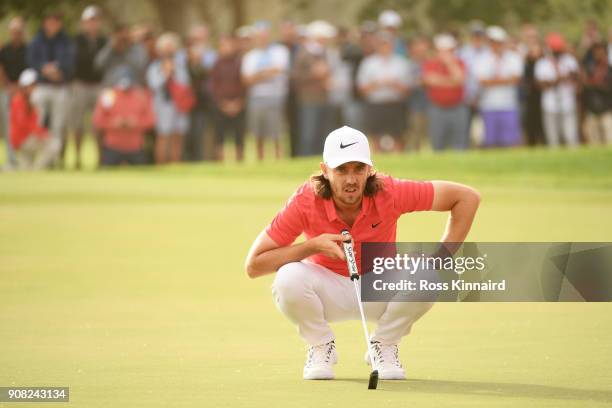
[{"left": 272, "top": 262, "right": 312, "bottom": 305}]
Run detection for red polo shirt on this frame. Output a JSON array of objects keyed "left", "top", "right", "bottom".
[
  {"left": 265, "top": 175, "right": 434, "bottom": 276},
  {"left": 422, "top": 57, "right": 465, "bottom": 107}
]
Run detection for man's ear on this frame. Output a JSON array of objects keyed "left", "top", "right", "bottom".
[{"left": 320, "top": 162, "right": 328, "bottom": 179}]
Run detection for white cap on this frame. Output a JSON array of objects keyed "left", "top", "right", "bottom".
[
  {"left": 18, "top": 69, "right": 37, "bottom": 87},
  {"left": 236, "top": 25, "right": 254, "bottom": 38},
  {"left": 433, "top": 33, "right": 457, "bottom": 50},
  {"left": 81, "top": 5, "right": 100, "bottom": 21},
  {"left": 307, "top": 20, "right": 337, "bottom": 39},
  {"left": 323, "top": 126, "right": 372, "bottom": 169},
  {"left": 486, "top": 25, "right": 507, "bottom": 42},
  {"left": 378, "top": 10, "right": 402, "bottom": 28}
]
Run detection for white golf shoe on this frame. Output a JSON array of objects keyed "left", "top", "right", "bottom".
[
  {"left": 303, "top": 340, "right": 337, "bottom": 380},
  {"left": 365, "top": 341, "right": 406, "bottom": 380}
]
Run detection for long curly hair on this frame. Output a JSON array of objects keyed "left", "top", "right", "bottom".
[{"left": 309, "top": 171, "right": 385, "bottom": 199}]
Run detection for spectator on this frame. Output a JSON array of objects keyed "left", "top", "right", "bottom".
[
  {"left": 328, "top": 26, "right": 354, "bottom": 131},
  {"left": 406, "top": 35, "right": 431, "bottom": 151},
  {"left": 182, "top": 24, "right": 217, "bottom": 162},
  {"left": 522, "top": 40, "right": 546, "bottom": 146},
  {"left": 280, "top": 20, "right": 301, "bottom": 157},
  {"left": 0, "top": 16, "right": 28, "bottom": 169},
  {"left": 27, "top": 10, "right": 74, "bottom": 167},
  {"left": 131, "top": 24, "right": 157, "bottom": 64},
  {"left": 357, "top": 31, "right": 411, "bottom": 152},
  {"left": 581, "top": 42, "right": 612, "bottom": 144},
  {"left": 95, "top": 23, "right": 148, "bottom": 87},
  {"left": 459, "top": 21, "right": 489, "bottom": 139},
  {"left": 378, "top": 10, "right": 406, "bottom": 57},
  {"left": 423, "top": 34, "right": 468, "bottom": 151},
  {"left": 10, "top": 69, "right": 60, "bottom": 170},
  {"left": 608, "top": 28, "right": 612, "bottom": 66},
  {"left": 71, "top": 5, "right": 107, "bottom": 169},
  {"left": 130, "top": 24, "right": 157, "bottom": 164},
  {"left": 92, "top": 69, "right": 155, "bottom": 166},
  {"left": 518, "top": 23, "right": 540, "bottom": 58},
  {"left": 535, "top": 32, "right": 579, "bottom": 147},
  {"left": 210, "top": 35, "right": 246, "bottom": 161},
  {"left": 337, "top": 26, "right": 364, "bottom": 131},
  {"left": 292, "top": 20, "right": 336, "bottom": 156},
  {"left": 474, "top": 26, "right": 523, "bottom": 147},
  {"left": 147, "top": 32, "right": 193, "bottom": 164},
  {"left": 236, "top": 25, "right": 254, "bottom": 55},
  {"left": 241, "top": 22, "right": 289, "bottom": 160}
]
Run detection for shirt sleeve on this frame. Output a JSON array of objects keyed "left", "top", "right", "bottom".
[
  {"left": 392, "top": 178, "right": 435, "bottom": 214},
  {"left": 241, "top": 52, "right": 254, "bottom": 77},
  {"left": 356, "top": 57, "right": 371, "bottom": 87},
  {"left": 535, "top": 59, "right": 551, "bottom": 81},
  {"left": 265, "top": 189, "right": 306, "bottom": 247}
]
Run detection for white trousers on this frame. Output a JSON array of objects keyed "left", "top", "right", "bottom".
[
  {"left": 272, "top": 261, "right": 433, "bottom": 346},
  {"left": 31, "top": 84, "right": 70, "bottom": 143},
  {"left": 542, "top": 110, "right": 579, "bottom": 147}
]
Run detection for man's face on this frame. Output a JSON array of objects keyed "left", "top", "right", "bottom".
[
  {"left": 82, "top": 17, "right": 101, "bottom": 35},
  {"left": 378, "top": 39, "right": 393, "bottom": 56},
  {"left": 43, "top": 16, "right": 62, "bottom": 37},
  {"left": 322, "top": 161, "right": 371, "bottom": 206}
]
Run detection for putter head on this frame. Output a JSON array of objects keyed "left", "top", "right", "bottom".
[{"left": 368, "top": 369, "right": 379, "bottom": 390}]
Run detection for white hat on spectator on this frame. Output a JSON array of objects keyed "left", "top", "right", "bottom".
[
  {"left": 433, "top": 33, "right": 457, "bottom": 50},
  {"left": 307, "top": 20, "right": 337, "bottom": 39},
  {"left": 323, "top": 126, "right": 372, "bottom": 169},
  {"left": 81, "top": 5, "right": 101, "bottom": 21},
  {"left": 487, "top": 25, "right": 507, "bottom": 42},
  {"left": 378, "top": 10, "right": 402, "bottom": 28},
  {"left": 18, "top": 69, "right": 37, "bottom": 87},
  {"left": 236, "top": 25, "right": 254, "bottom": 38}
]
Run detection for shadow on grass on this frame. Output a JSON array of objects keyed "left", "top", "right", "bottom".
[{"left": 334, "top": 377, "right": 612, "bottom": 402}]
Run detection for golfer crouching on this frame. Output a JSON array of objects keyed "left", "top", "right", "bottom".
[{"left": 245, "top": 126, "right": 480, "bottom": 380}]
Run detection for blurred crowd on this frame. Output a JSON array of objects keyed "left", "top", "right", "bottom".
[{"left": 1, "top": 7, "right": 611, "bottom": 169}]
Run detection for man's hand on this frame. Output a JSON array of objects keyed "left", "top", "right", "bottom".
[
  {"left": 307, "top": 233, "right": 347, "bottom": 260},
  {"left": 245, "top": 231, "right": 350, "bottom": 279}
]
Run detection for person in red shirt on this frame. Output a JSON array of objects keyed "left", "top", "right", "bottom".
[
  {"left": 10, "top": 69, "right": 61, "bottom": 170},
  {"left": 245, "top": 126, "right": 480, "bottom": 381},
  {"left": 92, "top": 71, "right": 155, "bottom": 166},
  {"left": 422, "top": 34, "right": 469, "bottom": 151}
]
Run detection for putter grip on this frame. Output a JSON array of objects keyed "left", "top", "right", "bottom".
[{"left": 341, "top": 230, "right": 359, "bottom": 279}]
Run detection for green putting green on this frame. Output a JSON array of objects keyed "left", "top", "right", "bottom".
[{"left": 1, "top": 144, "right": 611, "bottom": 407}]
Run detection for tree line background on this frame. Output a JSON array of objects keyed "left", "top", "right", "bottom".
[{"left": 1, "top": 0, "right": 610, "bottom": 42}]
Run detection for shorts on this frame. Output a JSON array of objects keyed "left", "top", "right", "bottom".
[
  {"left": 247, "top": 97, "right": 284, "bottom": 139},
  {"left": 101, "top": 146, "right": 145, "bottom": 166},
  {"left": 365, "top": 101, "right": 407, "bottom": 136},
  {"left": 154, "top": 100, "right": 189, "bottom": 136},
  {"left": 70, "top": 82, "right": 100, "bottom": 132}
]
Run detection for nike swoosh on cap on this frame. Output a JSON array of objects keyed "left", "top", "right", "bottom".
[{"left": 340, "top": 141, "right": 358, "bottom": 149}]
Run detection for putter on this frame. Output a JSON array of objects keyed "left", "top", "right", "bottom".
[{"left": 341, "top": 229, "right": 379, "bottom": 390}]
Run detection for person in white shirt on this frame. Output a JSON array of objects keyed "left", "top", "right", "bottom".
[
  {"left": 473, "top": 26, "right": 523, "bottom": 147},
  {"left": 357, "top": 32, "right": 411, "bottom": 151},
  {"left": 241, "top": 21, "right": 289, "bottom": 159},
  {"left": 535, "top": 32, "right": 580, "bottom": 147}
]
